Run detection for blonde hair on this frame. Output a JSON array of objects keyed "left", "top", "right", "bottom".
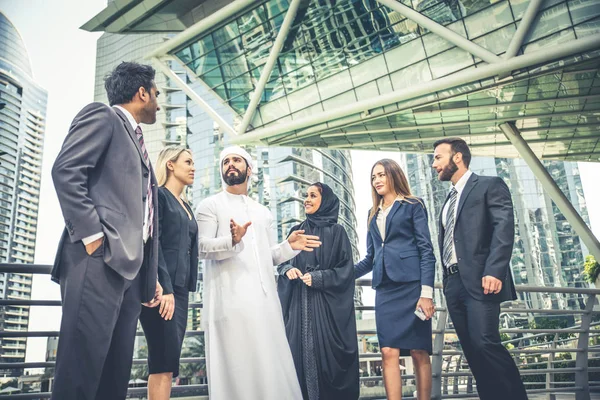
[
  {"left": 368, "top": 159, "right": 421, "bottom": 226},
  {"left": 155, "top": 146, "right": 193, "bottom": 199}
]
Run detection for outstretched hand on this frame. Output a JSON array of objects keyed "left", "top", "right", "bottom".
[
  {"left": 231, "top": 219, "right": 251, "bottom": 245},
  {"left": 288, "top": 230, "right": 321, "bottom": 251}
]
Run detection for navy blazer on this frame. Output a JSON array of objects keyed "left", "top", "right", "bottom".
[
  {"left": 438, "top": 173, "right": 517, "bottom": 302},
  {"left": 355, "top": 198, "right": 436, "bottom": 289},
  {"left": 157, "top": 187, "right": 199, "bottom": 294}
]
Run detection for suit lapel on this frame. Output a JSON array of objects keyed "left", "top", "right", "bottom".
[
  {"left": 113, "top": 107, "right": 148, "bottom": 169},
  {"left": 384, "top": 201, "right": 402, "bottom": 238},
  {"left": 370, "top": 210, "right": 383, "bottom": 242},
  {"left": 456, "top": 173, "right": 478, "bottom": 222}
]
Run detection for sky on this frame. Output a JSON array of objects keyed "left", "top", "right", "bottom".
[{"left": 2, "top": 0, "right": 600, "bottom": 368}]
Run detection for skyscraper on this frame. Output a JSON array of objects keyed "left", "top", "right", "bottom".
[{"left": 0, "top": 12, "right": 47, "bottom": 375}]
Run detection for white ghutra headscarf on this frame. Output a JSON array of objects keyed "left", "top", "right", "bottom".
[{"left": 219, "top": 146, "right": 255, "bottom": 187}]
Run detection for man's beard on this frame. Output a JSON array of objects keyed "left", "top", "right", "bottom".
[
  {"left": 223, "top": 167, "right": 247, "bottom": 186},
  {"left": 439, "top": 159, "right": 458, "bottom": 181}
]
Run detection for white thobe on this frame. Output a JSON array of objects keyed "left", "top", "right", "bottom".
[{"left": 196, "top": 190, "right": 303, "bottom": 400}]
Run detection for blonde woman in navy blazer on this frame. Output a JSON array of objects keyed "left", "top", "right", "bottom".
[
  {"left": 355, "top": 159, "right": 436, "bottom": 400},
  {"left": 140, "top": 146, "right": 198, "bottom": 400}
]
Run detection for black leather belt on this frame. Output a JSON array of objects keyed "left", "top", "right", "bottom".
[{"left": 445, "top": 263, "right": 459, "bottom": 276}]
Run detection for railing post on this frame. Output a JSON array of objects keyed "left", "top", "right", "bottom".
[
  {"left": 442, "top": 356, "right": 450, "bottom": 395},
  {"left": 547, "top": 333, "right": 557, "bottom": 400},
  {"left": 575, "top": 294, "right": 595, "bottom": 400},
  {"left": 453, "top": 355, "right": 462, "bottom": 394},
  {"left": 431, "top": 309, "right": 447, "bottom": 399}
]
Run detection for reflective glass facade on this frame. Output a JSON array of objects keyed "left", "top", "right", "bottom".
[
  {"left": 0, "top": 12, "right": 47, "bottom": 375},
  {"left": 171, "top": 0, "right": 600, "bottom": 161}
]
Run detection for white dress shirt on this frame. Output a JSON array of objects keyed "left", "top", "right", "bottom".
[
  {"left": 82, "top": 106, "right": 150, "bottom": 245},
  {"left": 377, "top": 196, "right": 433, "bottom": 299},
  {"left": 441, "top": 169, "right": 473, "bottom": 266}
]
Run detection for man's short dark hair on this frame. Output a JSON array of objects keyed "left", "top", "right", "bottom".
[
  {"left": 104, "top": 62, "right": 156, "bottom": 106},
  {"left": 433, "top": 137, "right": 472, "bottom": 168}
]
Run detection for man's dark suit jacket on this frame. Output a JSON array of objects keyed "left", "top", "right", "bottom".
[
  {"left": 51, "top": 103, "right": 159, "bottom": 302},
  {"left": 156, "top": 186, "right": 198, "bottom": 294},
  {"left": 438, "top": 173, "right": 517, "bottom": 302}
]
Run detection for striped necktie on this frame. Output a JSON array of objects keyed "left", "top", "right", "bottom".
[
  {"left": 135, "top": 125, "right": 153, "bottom": 238},
  {"left": 442, "top": 187, "right": 458, "bottom": 268}
]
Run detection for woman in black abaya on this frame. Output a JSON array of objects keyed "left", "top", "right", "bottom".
[{"left": 277, "top": 182, "right": 359, "bottom": 400}]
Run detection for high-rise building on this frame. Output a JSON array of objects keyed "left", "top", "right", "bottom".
[
  {"left": 0, "top": 12, "right": 47, "bottom": 375},
  {"left": 405, "top": 153, "right": 591, "bottom": 311}
]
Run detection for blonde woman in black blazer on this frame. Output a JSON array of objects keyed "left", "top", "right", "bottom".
[{"left": 140, "top": 146, "right": 198, "bottom": 400}]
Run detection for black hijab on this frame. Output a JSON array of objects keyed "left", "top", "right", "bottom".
[{"left": 305, "top": 182, "right": 339, "bottom": 228}]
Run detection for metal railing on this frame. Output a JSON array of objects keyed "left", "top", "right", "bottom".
[{"left": 0, "top": 264, "right": 598, "bottom": 400}]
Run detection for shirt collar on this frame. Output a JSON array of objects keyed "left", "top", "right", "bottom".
[
  {"left": 113, "top": 105, "right": 139, "bottom": 132},
  {"left": 378, "top": 195, "right": 403, "bottom": 210},
  {"left": 453, "top": 169, "right": 473, "bottom": 194}
]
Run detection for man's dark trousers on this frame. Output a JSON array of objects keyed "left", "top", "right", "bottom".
[
  {"left": 445, "top": 272, "right": 527, "bottom": 400},
  {"left": 51, "top": 237, "right": 142, "bottom": 400}
]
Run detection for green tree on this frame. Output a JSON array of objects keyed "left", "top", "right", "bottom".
[{"left": 531, "top": 317, "right": 575, "bottom": 343}]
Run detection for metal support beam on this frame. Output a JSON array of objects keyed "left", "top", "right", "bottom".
[
  {"left": 146, "top": 0, "right": 256, "bottom": 59},
  {"left": 152, "top": 57, "right": 237, "bottom": 137},
  {"left": 499, "top": 122, "right": 600, "bottom": 263},
  {"left": 376, "top": 0, "right": 502, "bottom": 64},
  {"left": 238, "top": 0, "right": 302, "bottom": 134},
  {"left": 232, "top": 35, "right": 600, "bottom": 145},
  {"left": 411, "top": 94, "right": 600, "bottom": 115},
  {"left": 273, "top": 95, "right": 599, "bottom": 145},
  {"left": 468, "top": 133, "right": 600, "bottom": 148},
  {"left": 318, "top": 109, "right": 595, "bottom": 139},
  {"left": 327, "top": 130, "right": 600, "bottom": 151},
  {"left": 504, "top": 0, "right": 544, "bottom": 59},
  {"left": 276, "top": 65, "right": 599, "bottom": 144}
]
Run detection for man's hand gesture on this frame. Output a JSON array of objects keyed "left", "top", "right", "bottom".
[
  {"left": 231, "top": 219, "right": 251, "bottom": 245},
  {"left": 288, "top": 230, "right": 321, "bottom": 251}
]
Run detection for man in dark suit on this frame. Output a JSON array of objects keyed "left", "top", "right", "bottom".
[
  {"left": 432, "top": 138, "right": 527, "bottom": 400},
  {"left": 51, "top": 62, "right": 162, "bottom": 400}
]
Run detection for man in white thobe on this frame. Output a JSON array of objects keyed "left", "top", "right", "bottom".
[{"left": 196, "top": 146, "right": 320, "bottom": 400}]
